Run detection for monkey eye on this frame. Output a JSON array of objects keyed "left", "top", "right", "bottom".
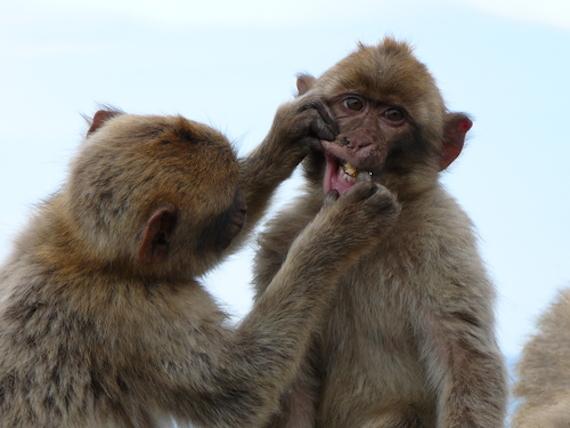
[
  {"left": 383, "top": 107, "right": 406, "bottom": 124},
  {"left": 342, "top": 96, "right": 365, "bottom": 112}
]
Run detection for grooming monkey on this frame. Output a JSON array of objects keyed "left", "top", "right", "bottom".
[
  {"left": 254, "top": 38, "right": 507, "bottom": 427},
  {"left": 513, "top": 289, "right": 570, "bottom": 427},
  {"left": 0, "top": 100, "right": 401, "bottom": 426}
]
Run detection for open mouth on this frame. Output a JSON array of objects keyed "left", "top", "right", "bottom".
[{"left": 323, "top": 152, "right": 373, "bottom": 194}]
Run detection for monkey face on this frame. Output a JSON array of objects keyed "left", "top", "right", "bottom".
[
  {"left": 319, "top": 92, "right": 414, "bottom": 194},
  {"left": 301, "top": 38, "right": 471, "bottom": 196}
]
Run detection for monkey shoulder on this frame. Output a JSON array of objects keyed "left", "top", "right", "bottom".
[
  {"left": 0, "top": 257, "right": 228, "bottom": 422},
  {"left": 357, "top": 187, "right": 493, "bottom": 303},
  {"left": 517, "top": 289, "right": 570, "bottom": 391},
  {"left": 400, "top": 187, "right": 480, "bottom": 263},
  {"left": 515, "top": 289, "right": 570, "bottom": 425},
  {"left": 534, "top": 288, "right": 570, "bottom": 339}
]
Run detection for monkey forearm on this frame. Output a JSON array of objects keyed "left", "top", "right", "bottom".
[
  {"left": 172, "top": 207, "right": 379, "bottom": 426},
  {"left": 235, "top": 92, "right": 337, "bottom": 246},
  {"left": 178, "top": 183, "right": 396, "bottom": 426},
  {"left": 175, "top": 251, "right": 342, "bottom": 427},
  {"left": 239, "top": 136, "right": 304, "bottom": 230}
]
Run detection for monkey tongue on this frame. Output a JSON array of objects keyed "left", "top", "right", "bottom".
[{"left": 324, "top": 153, "right": 356, "bottom": 194}]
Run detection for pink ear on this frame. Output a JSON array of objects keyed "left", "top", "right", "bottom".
[
  {"left": 88, "top": 109, "right": 121, "bottom": 135},
  {"left": 439, "top": 113, "right": 472, "bottom": 171},
  {"left": 138, "top": 204, "right": 178, "bottom": 264},
  {"left": 296, "top": 73, "right": 316, "bottom": 96}
]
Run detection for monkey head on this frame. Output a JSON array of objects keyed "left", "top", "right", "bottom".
[
  {"left": 299, "top": 37, "right": 472, "bottom": 197},
  {"left": 65, "top": 110, "right": 245, "bottom": 280}
]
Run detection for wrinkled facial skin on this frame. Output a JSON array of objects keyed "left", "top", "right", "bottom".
[
  {"left": 322, "top": 92, "right": 414, "bottom": 173},
  {"left": 316, "top": 90, "right": 423, "bottom": 195}
]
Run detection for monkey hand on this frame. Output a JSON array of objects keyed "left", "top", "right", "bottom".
[
  {"left": 322, "top": 181, "right": 401, "bottom": 244},
  {"left": 269, "top": 90, "right": 339, "bottom": 160},
  {"left": 241, "top": 91, "right": 339, "bottom": 205},
  {"left": 291, "top": 182, "right": 401, "bottom": 273}
]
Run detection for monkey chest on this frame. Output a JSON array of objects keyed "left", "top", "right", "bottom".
[
  {"left": 326, "top": 268, "right": 417, "bottom": 347},
  {"left": 319, "top": 270, "right": 429, "bottom": 399}
]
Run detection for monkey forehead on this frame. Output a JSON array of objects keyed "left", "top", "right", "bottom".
[
  {"left": 317, "top": 38, "right": 445, "bottom": 127},
  {"left": 82, "top": 114, "right": 237, "bottom": 167},
  {"left": 72, "top": 113, "right": 240, "bottom": 207}
]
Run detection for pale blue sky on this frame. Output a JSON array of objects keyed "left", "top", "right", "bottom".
[{"left": 1, "top": 0, "right": 569, "bottom": 364}]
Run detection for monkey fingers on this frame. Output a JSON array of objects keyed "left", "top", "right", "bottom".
[{"left": 296, "top": 95, "right": 339, "bottom": 143}]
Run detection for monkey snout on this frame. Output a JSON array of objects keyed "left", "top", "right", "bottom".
[
  {"left": 234, "top": 190, "right": 247, "bottom": 218},
  {"left": 230, "top": 192, "right": 247, "bottom": 232}
]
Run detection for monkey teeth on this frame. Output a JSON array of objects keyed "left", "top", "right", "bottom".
[
  {"left": 341, "top": 162, "right": 358, "bottom": 178},
  {"left": 338, "top": 165, "right": 356, "bottom": 184},
  {"left": 340, "top": 162, "right": 372, "bottom": 183}
]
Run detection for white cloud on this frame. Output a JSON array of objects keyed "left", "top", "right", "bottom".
[{"left": 463, "top": 0, "right": 570, "bottom": 30}]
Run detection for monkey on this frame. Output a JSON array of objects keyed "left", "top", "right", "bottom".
[
  {"left": 513, "top": 288, "right": 570, "bottom": 427},
  {"left": 0, "top": 100, "right": 402, "bottom": 426},
  {"left": 253, "top": 37, "right": 507, "bottom": 427}
]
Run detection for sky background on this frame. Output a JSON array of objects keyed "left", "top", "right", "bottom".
[{"left": 1, "top": 0, "right": 569, "bottom": 377}]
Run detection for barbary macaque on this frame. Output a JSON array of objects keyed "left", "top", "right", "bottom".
[
  {"left": 0, "top": 99, "right": 401, "bottom": 427},
  {"left": 254, "top": 38, "right": 507, "bottom": 427},
  {"left": 513, "top": 289, "right": 570, "bottom": 427}
]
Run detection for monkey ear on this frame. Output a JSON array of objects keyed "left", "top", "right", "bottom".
[
  {"left": 138, "top": 204, "right": 178, "bottom": 264},
  {"left": 439, "top": 113, "right": 472, "bottom": 171},
  {"left": 87, "top": 110, "right": 120, "bottom": 135},
  {"left": 296, "top": 73, "right": 317, "bottom": 96}
]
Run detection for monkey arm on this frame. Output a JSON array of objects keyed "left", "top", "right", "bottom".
[
  {"left": 416, "top": 273, "right": 507, "bottom": 428},
  {"left": 154, "top": 183, "right": 398, "bottom": 427},
  {"left": 230, "top": 94, "right": 338, "bottom": 253},
  {"left": 155, "top": 225, "right": 353, "bottom": 426}
]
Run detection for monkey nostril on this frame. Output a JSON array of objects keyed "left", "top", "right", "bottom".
[{"left": 340, "top": 136, "right": 350, "bottom": 146}]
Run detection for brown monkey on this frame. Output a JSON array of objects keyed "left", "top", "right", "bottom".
[
  {"left": 0, "top": 102, "right": 401, "bottom": 426},
  {"left": 254, "top": 38, "right": 507, "bottom": 427},
  {"left": 513, "top": 289, "right": 570, "bottom": 427}
]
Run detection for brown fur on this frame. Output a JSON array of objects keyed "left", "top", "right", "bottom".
[
  {"left": 0, "top": 98, "right": 400, "bottom": 427},
  {"left": 513, "top": 289, "right": 570, "bottom": 427},
  {"left": 254, "top": 37, "right": 506, "bottom": 427}
]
